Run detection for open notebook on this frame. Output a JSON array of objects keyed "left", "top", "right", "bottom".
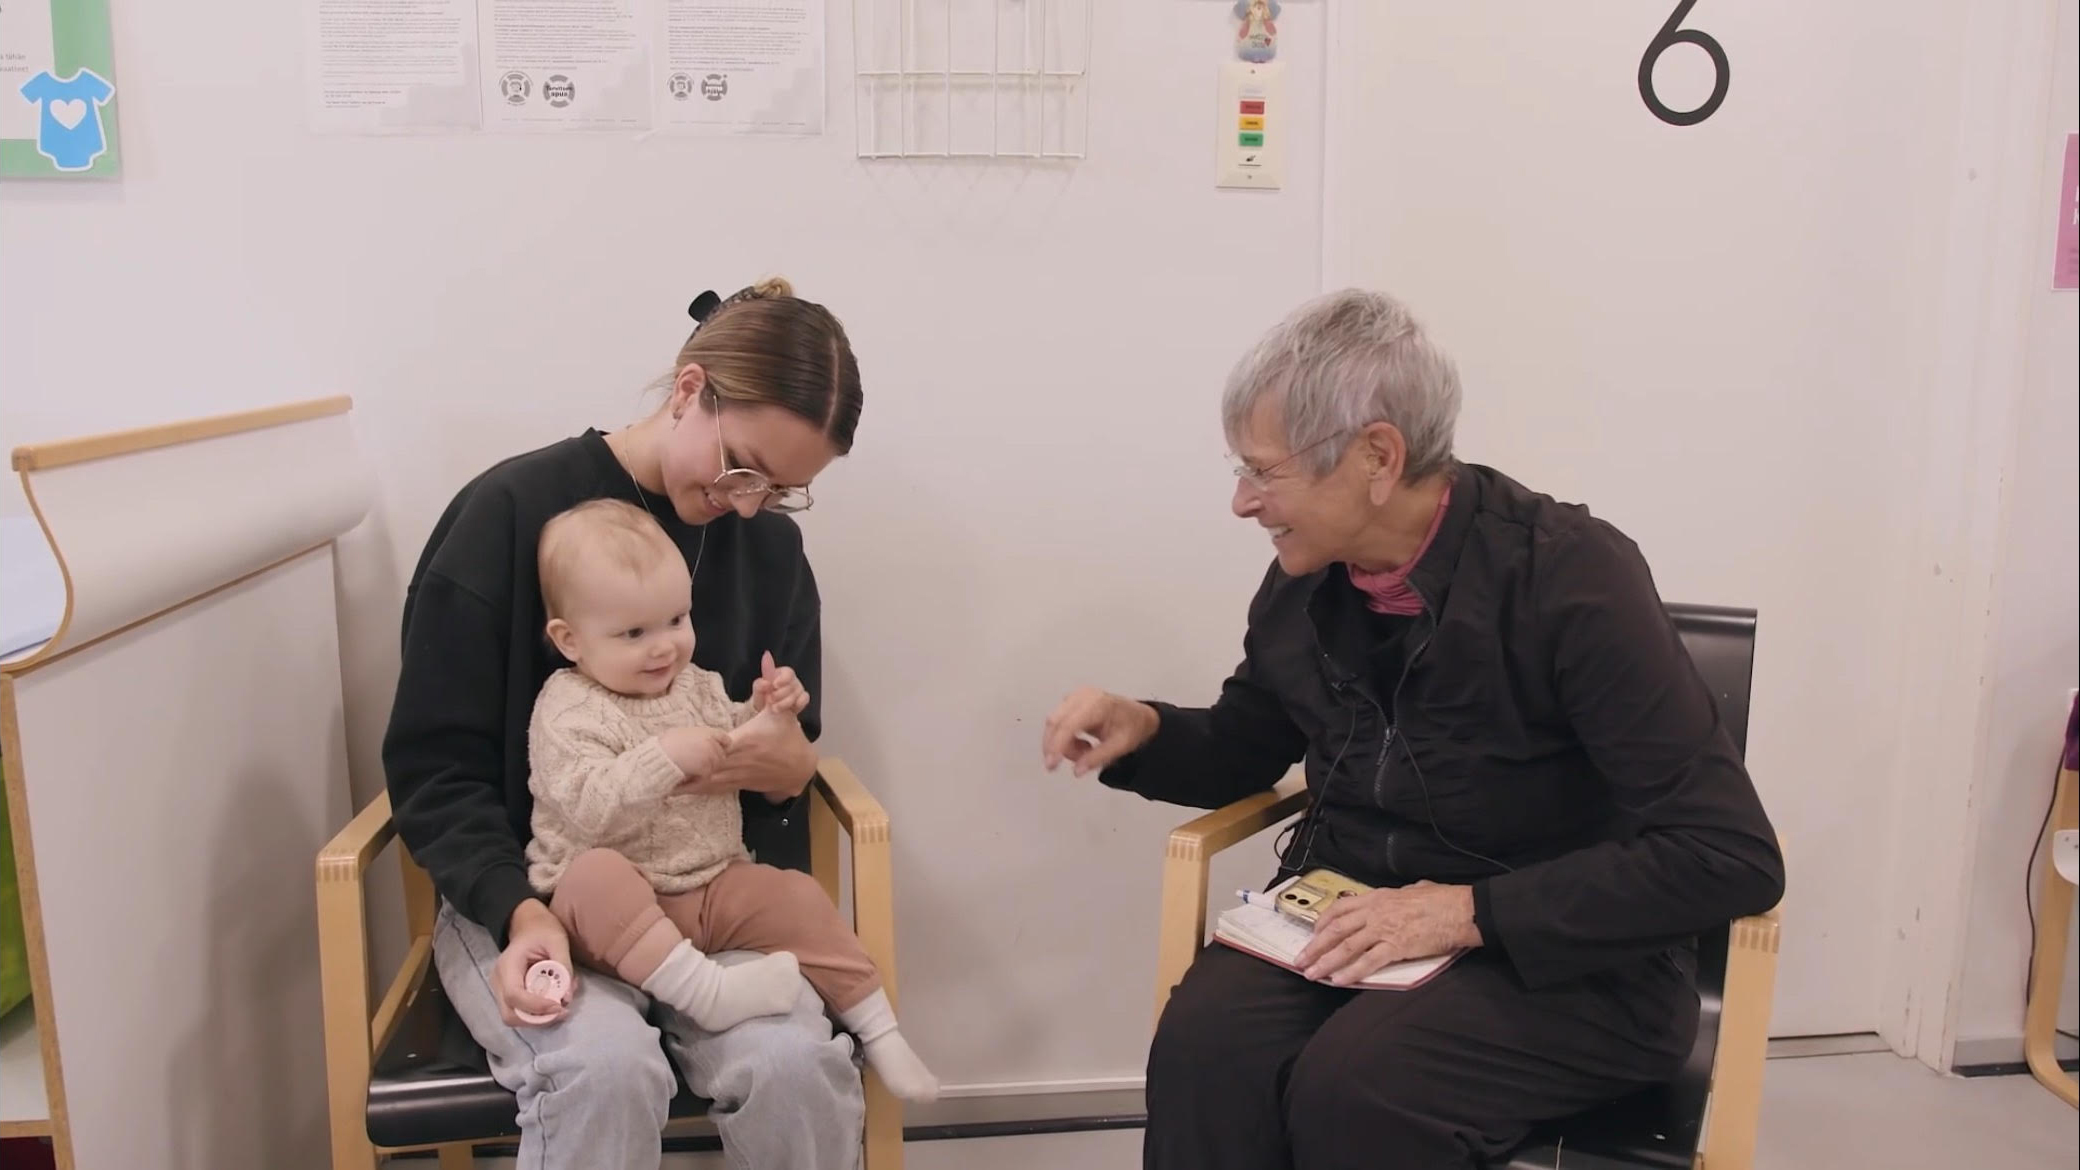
[{"left": 1213, "top": 876, "right": 1462, "bottom": 990}]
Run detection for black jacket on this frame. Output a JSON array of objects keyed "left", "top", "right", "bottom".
[
  {"left": 382, "top": 431, "right": 818, "bottom": 947},
  {"left": 1102, "top": 464, "right": 1785, "bottom": 988}
]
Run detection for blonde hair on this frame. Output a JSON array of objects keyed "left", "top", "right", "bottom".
[
  {"left": 667, "top": 277, "right": 864, "bottom": 454},
  {"left": 538, "top": 498, "right": 681, "bottom": 619}
]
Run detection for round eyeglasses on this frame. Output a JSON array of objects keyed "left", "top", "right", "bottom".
[{"left": 708, "top": 402, "right": 814, "bottom": 514}]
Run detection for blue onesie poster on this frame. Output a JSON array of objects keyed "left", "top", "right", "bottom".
[
  {"left": 2, "top": 0, "right": 122, "bottom": 180},
  {"left": 20, "top": 69, "right": 113, "bottom": 171}
]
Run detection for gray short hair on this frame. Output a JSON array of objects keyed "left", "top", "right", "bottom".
[{"left": 1221, "top": 289, "right": 1462, "bottom": 480}]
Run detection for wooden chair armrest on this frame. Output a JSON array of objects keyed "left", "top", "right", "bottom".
[
  {"left": 1167, "top": 788, "right": 1311, "bottom": 862},
  {"left": 319, "top": 788, "right": 398, "bottom": 878},
  {"left": 1702, "top": 901, "right": 1783, "bottom": 1170},
  {"left": 812, "top": 759, "right": 891, "bottom": 844},
  {"left": 806, "top": 758, "right": 903, "bottom": 1170},
  {"left": 1153, "top": 786, "right": 1310, "bottom": 1024}
]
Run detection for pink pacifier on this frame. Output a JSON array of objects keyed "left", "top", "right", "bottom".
[{"left": 515, "top": 959, "right": 572, "bottom": 1025}]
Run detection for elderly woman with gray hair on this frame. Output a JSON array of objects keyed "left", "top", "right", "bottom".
[{"left": 1042, "top": 290, "right": 1785, "bottom": 1170}]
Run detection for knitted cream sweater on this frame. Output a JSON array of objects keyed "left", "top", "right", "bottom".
[{"left": 525, "top": 663, "right": 754, "bottom": 896}]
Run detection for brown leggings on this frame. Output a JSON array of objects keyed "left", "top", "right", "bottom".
[{"left": 550, "top": 848, "right": 881, "bottom": 1013}]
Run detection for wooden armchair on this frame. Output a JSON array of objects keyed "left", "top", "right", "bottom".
[
  {"left": 317, "top": 760, "right": 906, "bottom": 1169},
  {"left": 1153, "top": 605, "right": 1785, "bottom": 1170}
]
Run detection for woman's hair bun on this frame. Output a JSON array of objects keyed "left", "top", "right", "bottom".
[{"left": 693, "top": 277, "right": 794, "bottom": 324}]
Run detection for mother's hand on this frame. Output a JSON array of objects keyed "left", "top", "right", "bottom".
[
  {"left": 1293, "top": 881, "right": 1481, "bottom": 986},
  {"left": 677, "top": 706, "right": 817, "bottom": 801}
]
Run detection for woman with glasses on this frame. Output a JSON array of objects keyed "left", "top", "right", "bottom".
[
  {"left": 1041, "top": 289, "right": 1784, "bottom": 1170},
  {"left": 382, "top": 278, "right": 866, "bottom": 1170}
]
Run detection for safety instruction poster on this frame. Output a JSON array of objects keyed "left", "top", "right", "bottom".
[
  {"left": 308, "top": 0, "right": 823, "bottom": 135},
  {"left": 0, "top": 0, "right": 120, "bottom": 178},
  {"left": 304, "top": 0, "right": 480, "bottom": 134}
]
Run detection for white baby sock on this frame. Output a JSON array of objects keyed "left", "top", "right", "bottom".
[
  {"left": 640, "top": 941, "right": 801, "bottom": 1031},
  {"left": 838, "top": 989, "right": 940, "bottom": 1102}
]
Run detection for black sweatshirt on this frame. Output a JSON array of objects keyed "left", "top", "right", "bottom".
[
  {"left": 1101, "top": 463, "right": 1785, "bottom": 989},
  {"left": 382, "top": 431, "right": 821, "bottom": 946}
]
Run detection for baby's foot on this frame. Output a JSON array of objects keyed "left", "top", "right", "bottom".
[
  {"left": 836, "top": 988, "right": 940, "bottom": 1101},
  {"left": 641, "top": 942, "right": 801, "bottom": 1032},
  {"left": 863, "top": 1030, "right": 941, "bottom": 1102},
  {"left": 690, "top": 950, "right": 802, "bottom": 1031}
]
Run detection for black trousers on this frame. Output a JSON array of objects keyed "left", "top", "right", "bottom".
[{"left": 1144, "top": 944, "right": 1698, "bottom": 1170}]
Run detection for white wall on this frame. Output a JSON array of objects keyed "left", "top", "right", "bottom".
[
  {"left": 0, "top": 0, "right": 1327, "bottom": 1092},
  {"left": 1325, "top": 0, "right": 1978, "bottom": 1037},
  {"left": 1952, "top": 0, "right": 2080, "bottom": 1061}
]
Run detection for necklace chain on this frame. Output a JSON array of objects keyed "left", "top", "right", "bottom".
[{"left": 623, "top": 455, "right": 706, "bottom": 583}]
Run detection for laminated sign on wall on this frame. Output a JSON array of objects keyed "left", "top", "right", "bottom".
[
  {"left": 0, "top": 0, "right": 120, "bottom": 178},
  {"left": 307, "top": 0, "right": 824, "bottom": 135}
]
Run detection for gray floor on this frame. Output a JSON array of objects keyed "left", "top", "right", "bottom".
[
  {"left": 1753, "top": 1052, "right": 2074, "bottom": 1169},
  {"left": 478, "top": 1052, "right": 2078, "bottom": 1169}
]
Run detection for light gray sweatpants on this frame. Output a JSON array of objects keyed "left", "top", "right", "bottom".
[{"left": 433, "top": 901, "right": 866, "bottom": 1170}]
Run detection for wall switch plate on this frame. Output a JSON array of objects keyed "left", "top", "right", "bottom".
[{"left": 1217, "top": 60, "right": 1284, "bottom": 190}]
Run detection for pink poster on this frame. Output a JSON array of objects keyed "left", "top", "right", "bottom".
[{"left": 2056, "top": 133, "right": 2078, "bottom": 291}]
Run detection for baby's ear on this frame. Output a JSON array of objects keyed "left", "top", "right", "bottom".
[{"left": 545, "top": 617, "right": 580, "bottom": 663}]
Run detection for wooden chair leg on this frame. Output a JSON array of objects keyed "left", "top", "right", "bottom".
[
  {"left": 809, "top": 785, "right": 843, "bottom": 910},
  {"left": 1155, "top": 831, "right": 1211, "bottom": 1024},
  {"left": 854, "top": 830, "right": 904, "bottom": 1170},
  {"left": 1701, "top": 910, "right": 1782, "bottom": 1170},
  {"left": 813, "top": 764, "right": 905, "bottom": 1170},
  {"left": 2024, "top": 766, "right": 2078, "bottom": 1108},
  {"left": 436, "top": 1143, "right": 473, "bottom": 1169},
  {"left": 317, "top": 831, "right": 380, "bottom": 1170},
  {"left": 861, "top": 1075, "right": 903, "bottom": 1170}
]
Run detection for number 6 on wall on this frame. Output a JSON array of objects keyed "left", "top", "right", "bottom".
[{"left": 1639, "top": 0, "right": 1730, "bottom": 126}]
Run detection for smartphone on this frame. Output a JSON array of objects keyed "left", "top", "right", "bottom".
[{"left": 1275, "top": 868, "right": 1372, "bottom": 926}]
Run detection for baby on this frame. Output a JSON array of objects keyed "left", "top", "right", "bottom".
[{"left": 522, "top": 498, "right": 937, "bottom": 1101}]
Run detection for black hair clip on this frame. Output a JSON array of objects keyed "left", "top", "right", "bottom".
[{"left": 687, "top": 290, "right": 722, "bottom": 324}]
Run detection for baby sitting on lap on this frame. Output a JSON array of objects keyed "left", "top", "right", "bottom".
[{"left": 521, "top": 497, "right": 937, "bottom": 1101}]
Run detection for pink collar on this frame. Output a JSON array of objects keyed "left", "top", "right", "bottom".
[{"left": 1346, "top": 483, "right": 1451, "bottom": 616}]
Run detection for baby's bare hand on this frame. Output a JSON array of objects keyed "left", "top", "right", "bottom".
[
  {"left": 661, "top": 725, "right": 730, "bottom": 780},
  {"left": 760, "top": 668, "right": 809, "bottom": 716},
  {"left": 750, "top": 652, "right": 811, "bottom": 717}
]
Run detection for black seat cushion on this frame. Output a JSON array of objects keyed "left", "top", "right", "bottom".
[
  {"left": 1501, "top": 925, "right": 1729, "bottom": 1170},
  {"left": 1499, "top": 1084, "right": 1699, "bottom": 1170},
  {"left": 365, "top": 969, "right": 710, "bottom": 1148}
]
